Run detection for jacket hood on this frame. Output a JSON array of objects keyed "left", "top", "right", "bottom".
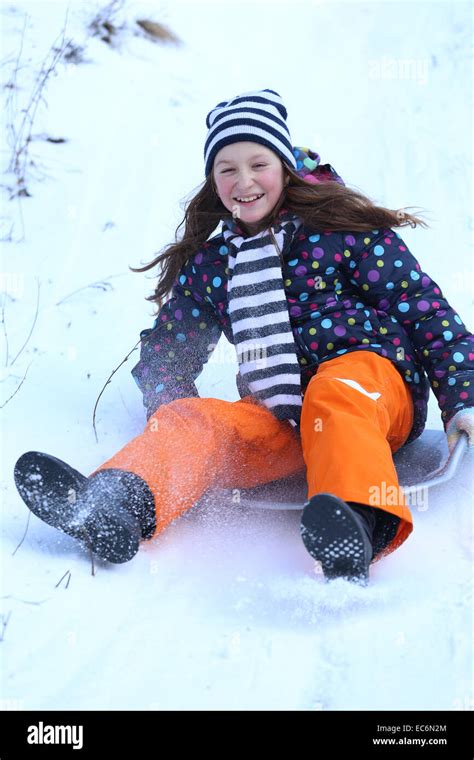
[{"left": 292, "top": 146, "right": 344, "bottom": 186}]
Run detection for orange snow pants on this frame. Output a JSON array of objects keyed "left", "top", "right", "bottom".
[{"left": 90, "top": 350, "right": 415, "bottom": 563}]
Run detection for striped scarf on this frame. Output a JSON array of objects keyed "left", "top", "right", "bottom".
[{"left": 222, "top": 213, "right": 303, "bottom": 428}]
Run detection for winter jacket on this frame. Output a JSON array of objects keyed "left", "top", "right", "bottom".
[{"left": 131, "top": 147, "right": 474, "bottom": 446}]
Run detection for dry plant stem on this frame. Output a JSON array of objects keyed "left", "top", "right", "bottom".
[
  {"left": 6, "top": 8, "right": 72, "bottom": 198},
  {"left": 8, "top": 278, "right": 40, "bottom": 367},
  {"left": 0, "top": 612, "right": 12, "bottom": 642},
  {"left": 55, "top": 570, "right": 71, "bottom": 588},
  {"left": 12, "top": 509, "right": 32, "bottom": 557},
  {"left": 0, "top": 359, "right": 34, "bottom": 410},
  {"left": 92, "top": 338, "right": 141, "bottom": 443},
  {"left": 1, "top": 295, "right": 10, "bottom": 366}
]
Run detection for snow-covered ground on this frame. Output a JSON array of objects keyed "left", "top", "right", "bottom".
[{"left": 0, "top": 0, "right": 472, "bottom": 711}]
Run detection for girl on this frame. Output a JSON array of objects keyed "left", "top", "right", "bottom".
[{"left": 14, "top": 89, "right": 474, "bottom": 584}]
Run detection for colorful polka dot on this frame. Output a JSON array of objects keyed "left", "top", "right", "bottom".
[{"left": 133, "top": 212, "right": 472, "bottom": 447}]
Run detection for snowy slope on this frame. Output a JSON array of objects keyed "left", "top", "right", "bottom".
[{"left": 0, "top": 0, "right": 472, "bottom": 711}]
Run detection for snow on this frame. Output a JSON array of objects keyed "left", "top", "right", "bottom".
[{"left": 1, "top": 0, "right": 472, "bottom": 711}]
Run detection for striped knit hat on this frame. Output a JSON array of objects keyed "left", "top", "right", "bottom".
[{"left": 204, "top": 88, "right": 297, "bottom": 178}]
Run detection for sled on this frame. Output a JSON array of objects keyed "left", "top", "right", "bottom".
[{"left": 209, "top": 429, "right": 470, "bottom": 511}]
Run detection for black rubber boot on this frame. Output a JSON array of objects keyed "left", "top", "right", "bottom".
[
  {"left": 300, "top": 493, "right": 376, "bottom": 585},
  {"left": 14, "top": 452, "right": 156, "bottom": 564}
]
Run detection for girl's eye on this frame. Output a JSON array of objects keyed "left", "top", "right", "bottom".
[{"left": 221, "top": 164, "right": 267, "bottom": 174}]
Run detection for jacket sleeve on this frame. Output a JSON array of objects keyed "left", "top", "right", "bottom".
[
  {"left": 342, "top": 227, "right": 474, "bottom": 429},
  {"left": 131, "top": 265, "right": 223, "bottom": 420}
]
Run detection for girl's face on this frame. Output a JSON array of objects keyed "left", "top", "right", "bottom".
[{"left": 213, "top": 142, "right": 286, "bottom": 233}]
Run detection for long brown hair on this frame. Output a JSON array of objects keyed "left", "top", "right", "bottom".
[{"left": 130, "top": 162, "right": 430, "bottom": 313}]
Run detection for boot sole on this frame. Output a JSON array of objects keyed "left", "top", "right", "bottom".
[
  {"left": 300, "top": 493, "right": 372, "bottom": 585},
  {"left": 14, "top": 452, "right": 139, "bottom": 564},
  {"left": 14, "top": 451, "right": 87, "bottom": 535}
]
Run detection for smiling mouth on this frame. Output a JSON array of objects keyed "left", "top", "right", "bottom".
[{"left": 233, "top": 194, "right": 265, "bottom": 204}]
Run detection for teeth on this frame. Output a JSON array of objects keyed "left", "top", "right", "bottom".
[{"left": 235, "top": 194, "right": 263, "bottom": 202}]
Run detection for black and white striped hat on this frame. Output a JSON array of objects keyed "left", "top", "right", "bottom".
[{"left": 204, "top": 88, "right": 297, "bottom": 177}]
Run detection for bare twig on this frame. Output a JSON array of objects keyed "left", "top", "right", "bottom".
[
  {"left": 0, "top": 218, "right": 15, "bottom": 243},
  {"left": 88, "top": 0, "right": 126, "bottom": 46},
  {"left": 55, "top": 569, "right": 71, "bottom": 588},
  {"left": 1, "top": 294, "right": 10, "bottom": 367},
  {"left": 0, "top": 611, "right": 12, "bottom": 642},
  {"left": 92, "top": 338, "right": 141, "bottom": 443},
  {"left": 13, "top": 30, "right": 71, "bottom": 177},
  {"left": 11, "top": 508, "right": 32, "bottom": 556},
  {"left": 55, "top": 273, "right": 127, "bottom": 306},
  {"left": 1, "top": 359, "right": 34, "bottom": 409},
  {"left": 5, "top": 14, "right": 27, "bottom": 175},
  {"left": 8, "top": 277, "right": 40, "bottom": 367},
  {"left": 0, "top": 595, "right": 50, "bottom": 605},
  {"left": 55, "top": 280, "right": 113, "bottom": 305},
  {"left": 6, "top": 7, "right": 73, "bottom": 198},
  {"left": 13, "top": 189, "right": 26, "bottom": 242}
]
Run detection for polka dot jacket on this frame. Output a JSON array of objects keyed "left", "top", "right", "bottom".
[{"left": 131, "top": 147, "right": 474, "bottom": 445}]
